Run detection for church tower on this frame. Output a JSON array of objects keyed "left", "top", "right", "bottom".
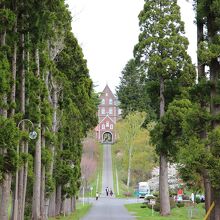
[{"left": 95, "top": 85, "right": 121, "bottom": 143}]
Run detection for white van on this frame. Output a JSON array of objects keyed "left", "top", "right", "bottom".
[{"left": 138, "top": 182, "right": 150, "bottom": 198}]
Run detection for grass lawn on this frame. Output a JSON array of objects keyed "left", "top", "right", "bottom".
[
  {"left": 125, "top": 203, "right": 205, "bottom": 220},
  {"left": 49, "top": 203, "right": 91, "bottom": 220}
]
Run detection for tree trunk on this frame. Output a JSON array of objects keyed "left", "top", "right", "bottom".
[
  {"left": 126, "top": 145, "right": 132, "bottom": 189},
  {"left": 0, "top": 14, "right": 11, "bottom": 220},
  {"left": 48, "top": 192, "right": 56, "bottom": 217},
  {"left": 41, "top": 127, "right": 46, "bottom": 220},
  {"left": 159, "top": 76, "right": 170, "bottom": 215},
  {"left": 21, "top": 31, "right": 30, "bottom": 220},
  {"left": 159, "top": 154, "right": 170, "bottom": 215},
  {"left": 32, "top": 48, "right": 41, "bottom": 220},
  {"left": 10, "top": 12, "right": 18, "bottom": 220},
  {"left": 209, "top": 59, "right": 220, "bottom": 220},
  {"left": 18, "top": 143, "right": 25, "bottom": 220},
  {"left": 18, "top": 31, "right": 26, "bottom": 220},
  {"left": 197, "top": 10, "right": 212, "bottom": 218},
  {"left": 32, "top": 124, "right": 42, "bottom": 220},
  {"left": 56, "top": 185, "right": 62, "bottom": 216},
  {"left": 203, "top": 170, "right": 211, "bottom": 216},
  {"left": 10, "top": 21, "right": 17, "bottom": 117},
  {"left": 197, "top": 18, "right": 205, "bottom": 81},
  {"left": 21, "top": 141, "right": 29, "bottom": 219},
  {"left": 208, "top": 9, "right": 220, "bottom": 217},
  {"left": 45, "top": 79, "right": 58, "bottom": 218},
  {"left": 71, "top": 197, "right": 76, "bottom": 212},
  {"left": 61, "top": 199, "right": 65, "bottom": 216},
  {"left": 0, "top": 173, "right": 12, "bottom": 220}
]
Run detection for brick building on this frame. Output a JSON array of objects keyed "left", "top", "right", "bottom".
[{"left": 95, "top": 85, "right": 121, "bottom": 143}]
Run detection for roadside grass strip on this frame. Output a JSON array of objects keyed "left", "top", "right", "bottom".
[
  {"left": 49, "top": 203, "right": 91, "bottom": 220},
  {"left": 125, "top": 203, "right": 205, "bottom": 220}
]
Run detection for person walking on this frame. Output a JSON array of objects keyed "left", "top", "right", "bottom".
[
  {"left": 110, "top": 189, "right": 113, "bottom": 196},
  {"left": 96, "top": 192, "right": 99, "bottom": 200},
  {"left": 105, "top": 187, "right": 109, "bottom": 196}
]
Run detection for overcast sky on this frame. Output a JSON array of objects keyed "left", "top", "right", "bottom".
[{"left": 65, "top": 0, "right": 196, "bottom": 93}]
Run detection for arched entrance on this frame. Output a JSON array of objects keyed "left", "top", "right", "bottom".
[{"left": 102, "top": 132, "right": 113, "bottom": 143}]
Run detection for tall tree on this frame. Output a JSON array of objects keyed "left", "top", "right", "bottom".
[
  {"left": 117, "top": 59, "right": 153, "bottom": 118},
  {"left": 134, "top": 0, "right": 195, "bottom": 215},
  {"left": 0, "top": 2, "right": 16, "bottom": 219},
  {"left": 195, "top": 0, "right": 220, "bottom": 218},
  {"left": 116, "top": 112, "right": 146, "bottom": 189},
  {"left": 0, "top": 1, "right": 98, "bottom": 219}
]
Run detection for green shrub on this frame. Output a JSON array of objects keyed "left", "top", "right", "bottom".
[
  {"left": 145, "top": 195, "right": 155, "bottom": 200},
  {"left": 177, "top": 202, "right": 185, "bottom": 208},
  {"left": 153, "top": 202, "right": 160, "bottom": 212},
  {"left": 195, "top": 196, "right": 201, "bottom": 204},
  {"left": 147, "top": 197, "right": 176, "bottom": 212},
  {"left": 169, "top": 189, "right": 177, "bottom": 197},
  {"left": 153, "top": 192, "right": 159, "bottom": 197},
  {"left": 140, "top": 204, "right": 147, "bottom": 208}
]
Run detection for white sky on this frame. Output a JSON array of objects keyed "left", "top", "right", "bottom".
[{"left": 65, "top": 0, "right": 197, "bottom": 93}]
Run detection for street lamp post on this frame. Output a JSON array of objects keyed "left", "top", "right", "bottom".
[
  {"left": 12, "top": 119, "right": 37, "bottom": 220},
  {"left": 17, "top": 119, "right": 37, "bottom": 139}
]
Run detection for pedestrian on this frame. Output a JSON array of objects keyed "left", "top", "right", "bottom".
[
  {"left": 105, "top": 187, "right": 109, "bottom": 196},
  {"left": 110, "top": 189, "right": 113, "bottom": 196},
  {"left": 190, "top": 192, "right": 194, "bottom": 204},
  {"left": 96, "top": 192, "right": 99, "bottom": 200}
]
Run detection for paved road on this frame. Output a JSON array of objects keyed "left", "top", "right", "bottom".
[
  {"left": 81, "top": 144, "right": 137, "bottom": 220},
  {"left": 102, "top": 143, "right": 114, "bottom": 196}
]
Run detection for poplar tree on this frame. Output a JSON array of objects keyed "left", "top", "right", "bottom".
[{"left": 134, "top": 0, "right": 195, "bottom": 215}]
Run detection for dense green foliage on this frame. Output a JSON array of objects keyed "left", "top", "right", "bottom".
[
  {"left": 134, "top": 0, "right": 195, "bottom": 115},
  {"left": 117, "top": 59, "right": 154, "bottom": 119},
  {"left": 118, "top": 0, "right": 196, "bottom": 216},
  {"left": 0, "top": 1, "right": 98, "bottom": 219}
]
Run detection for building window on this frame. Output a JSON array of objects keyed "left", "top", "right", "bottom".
[
  {"left": 102, "top": 124, "right": 105, "bottom": 129},
  {"left": 109, "top": 108, "right": 113, "bottom": 114},
  {"left": 109, "top": 99, "right": 113, "bottom": 104},
  {"left": 110, "top": 124, "right": 113, "bottom": 129},
  {"left": 102, "top": 99, "right": 105, "bottom": 104},
  {"left": 101, "top": 108, "right": 105, "bottom": 115},
  {"left": 106, "top": 121, "right": 109, "bottom": 127}
]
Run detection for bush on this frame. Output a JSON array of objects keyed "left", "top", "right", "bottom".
[
  {"left": 145, "top": 195, "right": 155, "bottom": 200},
  {"left": 153, "top": 203, "right": 160, "bottom": 212},
  {"left": 169, "top": 189, "right": 177, "bottom": 197},
  {"left": 177, "top": 202, "right": 185, "bottom": 208},
  {"left": 153, "top": 192, "right": 159, "bottom": 197},
  {"left": 140, "top": 204, "right": 147, "bottom": 208},
  {"left": 146, "top": 197, "right": 176, "bottom": 212},
  {"left": 195, "top": 196, "right": 201, "bottom": 204}
]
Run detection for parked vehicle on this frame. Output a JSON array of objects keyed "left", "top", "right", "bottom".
[{"left": 138, "top": 182, "right": 150, "bottom": 198}]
